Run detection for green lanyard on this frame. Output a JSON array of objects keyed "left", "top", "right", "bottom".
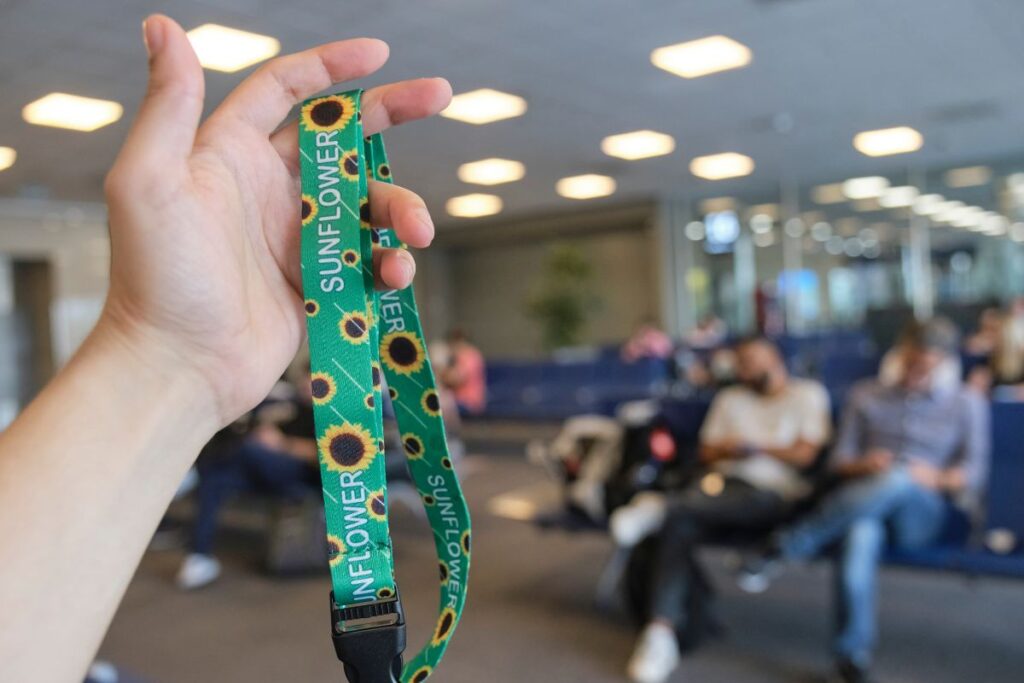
[{"left": 298, "top": 89, "right": 471, "bottom": 683}]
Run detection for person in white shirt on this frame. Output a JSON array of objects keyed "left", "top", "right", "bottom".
[{"left": 616, "top": 336, "right": 831, "bottom": 683}]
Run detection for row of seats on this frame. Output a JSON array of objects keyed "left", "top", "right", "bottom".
[{"left": 657, "top": 396, "right": 1024, "bottom": 579}]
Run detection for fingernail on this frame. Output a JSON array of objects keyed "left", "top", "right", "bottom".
[
  {"left": 399, "top": 251, "right": 416, "bottom": 283},
  {"left": 142, "top": 16, "right": 164, "bottom": 58}
]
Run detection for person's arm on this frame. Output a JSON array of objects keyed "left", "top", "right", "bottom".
[
  {"left": 829, "top": 384, "right": 893, "bottom": 478},
  {"left": 698, "top": 392, "right": 740, "bottom": 464},
  {"left": 946, "top": 391, "right": 991, "bottom": 494},
  {"left": 0, "top": 15, "right": 450, "bottom": 682}
]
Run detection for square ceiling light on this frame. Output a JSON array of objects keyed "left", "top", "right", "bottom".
[
  {"left": 651, "top": 35, "right": 752, "bottom": 79},
  {"left": 853, "top": 126, "right": 923, "bottom": 157},
  {"left": 23, "top": 93, "right": 123, "bottom": 132},
  {"left": 879, "top": 185, "right": 919, "bottom": 208},
  {"left": 186, "top": 24, "right": 280, "bottom": 73},
  {"left": 601, "top": 130, "right": 676, "bottom": 160},
  {"left": 441, "top": 89, "right": 527, "bottom": 125},
  {"left": 842, "top": 176, "right": 889, "bottom": 200},
  {"left": 689, "top": 152, "right": 754, "bottom": 180},
  {"left": 446, "top": 193, "right": 503, "bottom": 218},
  {"left": 556, "top": 174, "right": 616, "bottom": 200},
  {"left": 0, "top": 147, "right": 15, "bottom": 171},
  {"left": 457, "top": 158, "right": 525, "bottom": 185},
  {"left": 945, "top": 165, "right": 992, "bottom": 188}
]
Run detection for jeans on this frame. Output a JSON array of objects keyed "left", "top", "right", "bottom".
[
  {"left": 650, "top": 479, "right": 789, "bottom": 626},
  {"left": 778, "top": 468, "right": 946, "bottom": 666},
  {"left": 191, "top": 440, "right": 319, "bottom": 555}
]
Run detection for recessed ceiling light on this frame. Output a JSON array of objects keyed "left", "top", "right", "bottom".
[
  {"left": 913, "top": 194, "right": 945, "bottom": 215},
  {"left": 933, "top": 200, "right": 965, "bottom": 222},
  {"left": 753, "top": 231, "right": 775, "bottom": 248},
  {"left": 23, "top": 93, "right": 123, "bottom": 132},
  {"left": 842, "top": 176, "right": 890, "bottom": 200},
  {"left": 651, "top": 35, "right": 752, "bottom": 79},
  {"left": 186, "top": 24, "right": 280, "bottom": 73},
  {"left": 0, "top": 147, "right": 15, "bottom": 171},
  {"left": 700, "top": 196, "right": 736, "bottom": 213},
  {"left": 852, "top": 126, "right": 923, "bottom": 157},
  {"left": 601, "top": 130, "right": 676, "bottom": 160},
  {"left": 446, "top": 193, "right": 503, "bottom": 218},
  {"left": 812, "top": 183, "right": 846, "bottom": 204},
  {"left": 457, "top": 158, "right": 525, "bottom": 186},
  {"left": 441, "top": 89, "right": 527, "bottom": 125},
  {"left": 689, "top": 152, "right": 754, "bottom": 180},
  {"left": 944, "top": 165, "right": 992, "bottom": 188},
  {"left": 879, "top": 185, "right": 919, "bottom": 208},
  {"left": 556, "top": 174, "right": 616, "bottom": 200}
]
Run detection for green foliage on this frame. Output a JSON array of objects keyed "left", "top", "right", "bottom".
[{"left": 525, "top": 243, "right": 598, "bottom": 350}]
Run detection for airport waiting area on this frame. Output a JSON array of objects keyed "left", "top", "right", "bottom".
[{"left": 2, "top": 2, "right": 1024, "bottom": 683}]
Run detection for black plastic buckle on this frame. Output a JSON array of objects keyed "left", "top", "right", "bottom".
[{"left": 330, "top": 590, "right": 406, "bottom": 683}]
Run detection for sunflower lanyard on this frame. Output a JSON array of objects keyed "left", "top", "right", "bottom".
[{"left": 298, "top": 89, "right": 471, "bottom": 683}]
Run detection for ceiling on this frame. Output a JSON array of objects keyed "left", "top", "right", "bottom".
[{"left": 2, "top": 0, "right": 1024, "bottom": 228}]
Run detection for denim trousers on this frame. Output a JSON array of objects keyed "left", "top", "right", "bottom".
[{"left": 779, "top": 468, "right": 946, "bottom": 665}]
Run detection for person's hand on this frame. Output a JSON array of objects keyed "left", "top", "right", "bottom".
[
  {"left": 253, "top": 424, "right": 286, "bottom": 451},
  {"left": 861, "top": 448, "right": 894, "bottom": 475},
  {"left": 907, "top": 459, "right": 944, "bottom": 490},
  {"left": 98, "top": 15, "right": 450, "bottom": 429}
]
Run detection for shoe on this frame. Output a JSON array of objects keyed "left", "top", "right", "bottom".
[
  {"left": 834, "top": 657, "right": 876, "bottom": 683},
  {"left": 176, "top": 553, "right": 222, "bottom": 590},
  {"left": 736, "top": 551, "right": 783, "bottom": 594},
  {"left": 627, "top": 623, "right": 681, "bottom": 683},
  {"left": 610, "top": 493, "right": 667, "bottom": 548},
  {"left": 85, "top": 660, "right": 119, "bottom": 683}
]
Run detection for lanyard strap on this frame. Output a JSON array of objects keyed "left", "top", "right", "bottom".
[{"left": 299, "top": 89, "right": 471, "bottom": 683}]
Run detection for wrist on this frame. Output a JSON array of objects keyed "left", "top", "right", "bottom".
[{"left": 81, "top": 314, "right": 222, "bottom": 444}]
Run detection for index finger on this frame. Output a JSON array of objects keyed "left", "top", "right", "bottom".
[{"left": 209, "top": 38, "right": 390, "bottom": 134}]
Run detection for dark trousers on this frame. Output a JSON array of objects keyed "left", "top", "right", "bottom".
[
  {"left": 650, "top": 478, "right": 790, "bottom": 626},
  {"left": 191, "top": 440, "right": 319, "bottom": 554}
]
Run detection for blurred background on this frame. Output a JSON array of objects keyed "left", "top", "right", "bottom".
[{"left": 2, "top": 1, "right": 1024, "bottom": 682}]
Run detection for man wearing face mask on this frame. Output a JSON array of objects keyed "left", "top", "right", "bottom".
[
  {"left": 621, "top": 336, "right": 831, "bottom": 683},
  {"left": 738, "top": 318, "right": 990, "bottom": 683}
]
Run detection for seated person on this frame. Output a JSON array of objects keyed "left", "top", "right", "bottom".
[
  {"left": 614, "top": 336, "right": 830, "bottom": 683},
  {"left": 741, "top": 318, "right": 990, "bottom": 683},
  {"left": 439, "top": 328, "right": 487, "bottom": 415},
  {"left": 622, "top": 317, "right": 675, "bottom": 363},
  {"left": 176, "top": 366, "right": 320, "bottom": 589}
]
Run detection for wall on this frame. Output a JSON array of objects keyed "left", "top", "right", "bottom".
[{"left": 437, "top": 207, "right": 661, "bottom": 358}]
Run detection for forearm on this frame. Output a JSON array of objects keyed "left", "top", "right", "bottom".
[
  {"left": 759, "top": 441, "right": 818, "bottom": 467},
  {"left": 0, "top": 322, "right": 218, "bottom": 682}
]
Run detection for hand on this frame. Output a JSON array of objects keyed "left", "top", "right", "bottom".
[
  {"left": 253, "top": 424, "right": 286, "bottom": 451},
  {"left": 907, "top": 460, "right": 944, "bottom": 490},
  {"left": 863, "top": 448, "right": 894, "bottom": 473},
  {"left": 99, "top": 15, "right": 451, "bottom": 429}
]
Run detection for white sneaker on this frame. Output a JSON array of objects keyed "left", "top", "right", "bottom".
[
  {"left": 610, "top": 492, "right": 667, "bottom": 547},
  {"left": 176, "top": 553, "right": 222, "bottom": 590},
  {"left": 627, "top": 623, "right": 681, "bottom": 683}
]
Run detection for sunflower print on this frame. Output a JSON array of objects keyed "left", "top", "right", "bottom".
[
  {"left": 301, "top": 194, "right": 318, "bottom": 227},
  {"left": 439, "top": 561, "right": 450, "bottom": 586},
  {"left": 341, "top": 249, "right": 360, "bottom": 267},
  {"left": 326, "top": 534, "right": 346, "bottom": 568},
  {"left": 340, "top": 148, "right": 360, "bottom": 182},
  {"left": 371, "top": 362, "right": 382, "bottom": 390},
  {"left": 318, "top": 423, "right": 376, "bottom": 474},
  {"left": 301, "top": 94, "right": 356, "bottom": 132},
  {"left": 310, "top": 371, "right": 337, "bottom": 405},
  {"left": 366, "top": 489, "right": 387, "bottom": 521},
  {"left": 409, "top": 666, "right": 432, "bottom": 683},
  {"left": 388, "top": 387, "right": 399, "bottom": 401},
  {"left": 359, "top": 196, "right": 371, "bottom": 229},
  {"left": 381, "top": 331, "right": 426, "bottom": 376},
  {"left": 376, "top": 586, "right": 396, "bottom": 600},
  {"left": 304, "top": 299, "right": 320, "bottom": 317},
  {"left": 461, "top": 530, "right": 471, "bottom": 556},
  {"left": 339, "top": 311, "right": 370, "bottom": 344},
  {"left": 421, "top": 493, "right": 436, "bottom": 507},
  {"left": 402, "top": 433, "right": 425, "bottom": 460},
  {"left": 441, "top": 457, "right": 453, "bottom": 470},
  {"left": 377, "top": 163, "right": 391, "bottom": 180},
  {"left": 421, "top": 389, "right": 441, "bottom": 417},
  {"left": 431, "top": 607, "right": 457, "bottom": 647}
]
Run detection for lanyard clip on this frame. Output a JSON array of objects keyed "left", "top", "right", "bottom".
[{"left": 330, "top": 590, "right": 406, "bottom": 683}]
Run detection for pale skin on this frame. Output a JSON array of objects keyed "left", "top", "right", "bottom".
[{"left": 0, "top": 15, "right": 451, "bottom": 682}]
